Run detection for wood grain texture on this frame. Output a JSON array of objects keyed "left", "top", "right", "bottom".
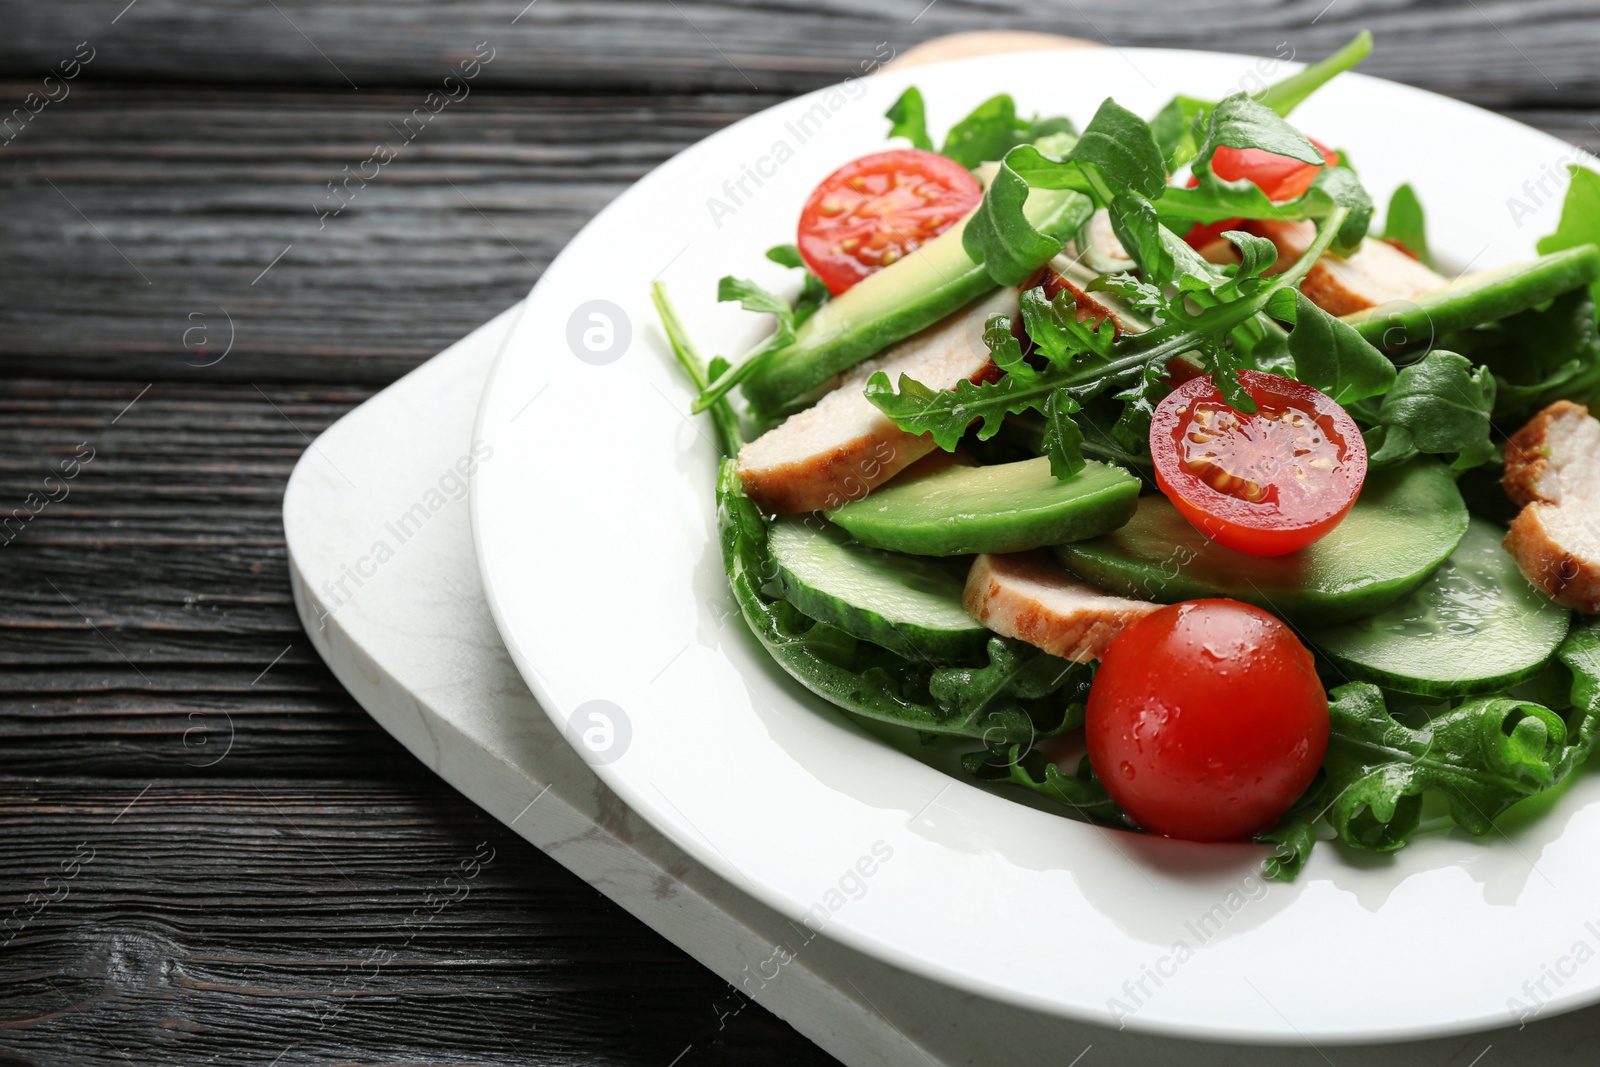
[
  {"left": 4, "top": 0, "right": 1600, "bottom": 107},
  {"left": 0, "top": 84, "right": 773, "bottom": 384},
  {"left": 3, "top": 5, "right": 1600, "bottom": 1065},
  {"left": 0, "top": 783, "right": 834, "bottom": 1066}
]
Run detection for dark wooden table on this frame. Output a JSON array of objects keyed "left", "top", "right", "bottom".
[{"left": 2, "top": 3, "right": 1598, "bottom": 1064}]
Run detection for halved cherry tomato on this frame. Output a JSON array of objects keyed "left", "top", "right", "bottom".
[
  {"left": 797, "top": 149, "right": 982, "bottom": 296},
  {"left": 1183, "top": 139, "right": 1341, "bottom": 251},
  {"left": 1086, "top": 599, "right": 1329, "bottom": 842},
  {"left": 1214, "top": 139, "right": 1341, "bottom": 200},
  {"left": 1149, "top": 370, "right": 1366, "bottom": 557}
]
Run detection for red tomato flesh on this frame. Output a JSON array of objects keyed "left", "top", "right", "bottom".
[
  {"left": 1086, "top": 599, "right": 1329, "bottom": 842},
  {"left": 1150, "top": 370, "right": 1367, "bottom": 557},
  {"left": 1183, "top": 139, "right": 1340, "bottom": 251},
  {"left": 797, "top": 149, "right": 982, "bottom": 296}
]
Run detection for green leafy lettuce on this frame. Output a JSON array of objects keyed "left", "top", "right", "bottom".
[
  {"left": 1381, "top": 183, "right": 1433, "bottom": 268},
  {"left": 1360, "top": 350, "right": 1497, "bottom": 470},
  {"left": 764, "top": 243, "right": 830, "bottom": 326},
  {"left": 884, "top": 87, "right": 1078, "bottom": 169},
  {"left": 1152, "top": 30, "right": 1372, "bottom": 170},
  {"left": 1538, "top": 165, "right": 1600, "bottom": 308}
]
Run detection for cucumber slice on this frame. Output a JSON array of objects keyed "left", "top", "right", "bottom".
[
  {"left": 1308, "top": 518, "right": 1570, "bottom": 697},
  {"left": 768, "top": 518, "right": 987, "bottom": 661},
  {"left": 826, "top": 457, "right": 1139, "bottom": 557},
  {"left": 1054, "top": 461, "right": 1468, "bottom": 626}
]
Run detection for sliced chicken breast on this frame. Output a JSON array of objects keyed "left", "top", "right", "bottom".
[
  {"left": 735, "top": 288, "right": 1017, "bottom": 514},
  {"left": 964, "top": 551, "right": 1160, "bottom": 662},
  {"left": 1503, "top": 400, "right": 1600, "bottom": 613},
  {"left": 1244, "top": 219, "right": 1448, "bottom": 317}
]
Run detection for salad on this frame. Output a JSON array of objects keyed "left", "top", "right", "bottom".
[{"left": 654, "top": 31, "right": 1600, "bottom": 879}]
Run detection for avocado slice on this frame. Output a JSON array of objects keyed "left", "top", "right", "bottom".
[
  {"left": 1342, "top": 245, "right": 1600, "bottom": 349},
  {"left": 1308, "top": 518, "right": 1569, "bottom": 697},
  {"left": 1054, "top": 461, "right": 1468, "bottom": 626},
  {"left": 827, "top": 456, "right": 1139, "bottom": 557},
  {"left": 741, "top": 183, "right": 1094, "bottom": 416}
]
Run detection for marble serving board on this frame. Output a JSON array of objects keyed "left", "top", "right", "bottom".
[{"left": 281, "top": 301, "right": 1600, "bottom": 1065}]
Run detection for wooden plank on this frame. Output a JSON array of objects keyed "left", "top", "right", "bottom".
[
  {"left": 0, "top": 84, "right": 773, "bottom": 384},
  {"left": 3, "top": 0, "right": 1598, "bottom": 106},
  {"left": 0, "top": 781, "right": 838, "bottom": 1065},
  {"left": 1, "top": 12, "right": 1597, "bottom": 1065},
  {"left": 3, "top": 85, "right": 1599, "bottom": 387}
]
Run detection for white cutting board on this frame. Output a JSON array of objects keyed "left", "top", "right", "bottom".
[{"left": 285, "top": 302, "right": 1600, "bottom": 1065}]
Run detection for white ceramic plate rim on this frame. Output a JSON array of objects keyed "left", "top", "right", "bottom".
[{"left": 472, "top": 47, "right": 1600, "bottom": 1044}]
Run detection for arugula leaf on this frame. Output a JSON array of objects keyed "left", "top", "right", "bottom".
[
  {"left": 1313, "top": 165, "right": 1376, "bottom": 251},
  {"left": 865, "top": 365, "right": 1058, "bottom": 451},
  {"left": 1150, "top": 93, "right": 1211, "bottom": 171},
  {"left": 1159, "top": 164, "right": 1372, "bottom": 252},
  {"left": 693, "top": 269, "right": 830, "bottom": 413},
  {"left": 928, "top": 637, "right": 1087, "bottom": 737},
  {"left": 1192, "top": 92, "right": 1322, "bottom": 172},
  {"left": 960, "top": 151, "right": 1069, "bottom": 286},
  {"left": 765, "top": 243, "right": 830, "bottom": 326},
  {"left": 718, "top": 275, "right": 798, "bottom": 352},
  {"left": 965, "top": 745, "right": 1127, "bottom": 826},
  {"left": 1106, "top": 190, "right": 1173, "bottom": 281},
  {"left": 962, "top": 100, "right": 1165, "bottom": 285},
  {"left": 1040, "top": 390, "right": 1087, "bottom": 478},
  {"left": 1148, "top": 32, "right": 1372, "bottom": 171},
  {"left": 651, "top": 281, "right": 743, "bottom": 456},
  {"left": 1537, "top": 165, "right": 1600, "bottom": 307},
  {"left": 1116, "top": 207, "right": 1349, "bottom": 411},
  {"left": 1381, "top": 183, "right": 1433, "bottom": 268},
  {"left": 1362, "top": 351, "right": 1497, "bottom": 470},
  {"left": 764, "top": 243, "right": 804, "bottom": 270},
  {"left": 885, "top": 86, "right": 933, "bottom": 151},
  {"left": 1067, "top": 98, "right": 1169, "bottom": 202},
  {"left": 941, "top": 94, "right": 1025, "bottom": 169},
  {"left": 1445, "top": 286, "right": 1600, "bottom": 419},
  {"left": 1019, "top": 285, "right": 1115, "bottom": 364},
  {"left": 1281, "top": 290, "right": 1397, "bottom": 404},
  {"left": 1255, "top": 31, "right": 1374, "bottom": 117},
  {"left": 1320, "top": 682, "right": 1569, "bottom": 851},
  {"left": 1254, "top": 777, "right": 1331, "bottom": 881},
  {"left": 887, "top": 87, "right": 1079, "bottom": 168},
  {"left": 866, "top": 310, "right": 1090, "bottom": 463},
  {"left": 1551, "top": 617, "right": 1600, "bottom": 779}
]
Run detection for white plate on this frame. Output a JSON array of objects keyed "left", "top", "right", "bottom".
[{"left": 472, "top": 48, "right": 1600, "bottom": 1043}]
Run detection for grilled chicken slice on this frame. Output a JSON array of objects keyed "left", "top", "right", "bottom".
[
  {"left": 1503, "top": 400, "right": 1600, "bottom": 613},
  {"left": 1243, "top": 219, "right": 1448, "bottom": 317},
  {"left": 735, "top": 288, "right": 1017, "bottom": 514},
  {"left": 964, "top": 551, "right": 1160, "bottom": 662}
]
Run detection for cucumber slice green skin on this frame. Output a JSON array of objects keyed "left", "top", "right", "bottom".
[
  {"left": 740, "top": 189, "right": 1094, "bottom": 416},
  {"left": 827, "top": 457, "right": 1140, "bottom": 557},
  {"left": 768, "top": 518, "right": 987, "bottom": 662},
  {"left": 1343, "top": 246, "right": 1600, "bottom": 348},
  {"left": 1055, "top": 461, "right": 1469, "bottom": 626},
  {"left": 1308, "top": 518, "right": 1570, "bottom": 698}
]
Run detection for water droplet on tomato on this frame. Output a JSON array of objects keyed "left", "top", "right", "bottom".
[{"left": 1120, "top": 761, "right": 1136, "bottom": 780}]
